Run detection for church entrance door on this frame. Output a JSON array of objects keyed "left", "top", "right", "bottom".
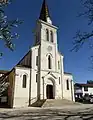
[{"left": 46, "top": 85, "right": 53, "bottom": 99}]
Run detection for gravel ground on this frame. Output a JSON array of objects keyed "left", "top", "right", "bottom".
[{"left": 0, "top": 104, "right": 93, "bottom": 120}]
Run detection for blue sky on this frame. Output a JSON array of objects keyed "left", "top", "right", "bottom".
[{"left": 0, "top": 0, "right": 93, "bottom": 83}]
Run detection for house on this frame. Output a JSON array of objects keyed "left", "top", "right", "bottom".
[
  {"left": 75, "top": 83, "right": 93, "bottom": 98},
  {"left": 0, "top": 0, "right": 75, "bottom": 108},
  {"left": 0, "top": 70, "right": 9, "bottom": 77}
]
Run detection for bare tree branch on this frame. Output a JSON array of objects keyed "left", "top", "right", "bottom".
[
  {"left": 71, "top": 30, "right": 93, "bottom": 52},
  {"left": 72, "top": 0, "right": 93, "bottom": 52}
]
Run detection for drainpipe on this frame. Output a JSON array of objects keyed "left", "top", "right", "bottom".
[
  {"left": 60, "top": 55, "right": 63, "bottom": 99},
  {"left": 71, "top": 80, "right": 73, "bottom": 101},
  {"left": 42, "top": 77, "right": 44, "bottom": 99},
  {"left": 29, "top": 50, "right": 32, "bottom": 106}
]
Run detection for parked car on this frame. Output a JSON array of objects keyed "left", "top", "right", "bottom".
[
  {"left": 75, "top": 96, "right": 83, "bottom": 103},
  {"left": 75, "top": 94, "right": 93, "bottom": 104},
  {"left": 89, "top": 95, "right": 93, "bottom": 103},
  {"left": 83, "top": 94, "right": 90, "bottom": 103}
]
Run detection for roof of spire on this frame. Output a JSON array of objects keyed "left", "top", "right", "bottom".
[{"left": 39, "top": 0, "right": 50, "bottom": 22}]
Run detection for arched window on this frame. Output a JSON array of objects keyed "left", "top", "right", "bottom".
[
  {"left": 46, "top": 29, "right": 49, "bottom": 41},
  {"left": 66, "top": 80, "right": 69, "bottom": 90},
  {"left": 50, "top": 31, "right": 53, "bottom": 42},
  {"left": 22, "top": 75, "right": 27, "bottom": 88},
  {"left": 58, "top": 61, "right": 60, "bottom": 69},
  {"left": 36, "top": 56, "right": 38, "bottom": 66},
  {"left": 48, "top": 55, "right": 52, "bottom": 69},
  {"left": 59, "top": 77, "right": 60, "bottom": 84},
  {"left": 36, "top": 73, "right": 38, "bottom": 83}
]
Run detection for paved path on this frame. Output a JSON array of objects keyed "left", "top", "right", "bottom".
[{"left": 0, "top": 104, "right": 93, "bottom": 120}]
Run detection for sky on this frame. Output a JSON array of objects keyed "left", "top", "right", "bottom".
[{"left": 0, "top": 0, "right": 93, "bottom": 83}]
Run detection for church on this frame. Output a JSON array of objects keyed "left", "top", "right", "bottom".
[{"left": 0, "top": 0, "right": 75, "bottom": 108}]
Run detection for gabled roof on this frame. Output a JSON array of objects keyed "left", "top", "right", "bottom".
[
  {"left": 0, "top": 50, "right": 32, "bottom": 82},
  {"left": 17, "top": 50, "right": 31, "bottom": 68}
]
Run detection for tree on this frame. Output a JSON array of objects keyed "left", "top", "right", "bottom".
[
  {"left": 87, "top": 80, "right": 93, "bottom": 84},
  {"left": 0, "top": 0, "right": 23, "bottom": 57},
  {"left": 0, "top": 73, "right": 9, "bottom": 96},
  {"left": 0, "top": 0, "right": 23, "bottom": 96},
  {"left": 71, "top": 0, "right": 93, "bottom": 52}
]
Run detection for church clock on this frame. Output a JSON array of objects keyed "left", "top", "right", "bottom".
[
  {"left": 47, "top": 46, "right": 52, "bottom": 51},
  {"left": 47, "top": 17, "right": 52, "bottom": 24}
]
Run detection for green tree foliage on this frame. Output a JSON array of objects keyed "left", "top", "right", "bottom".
[
  {"left": 0, "top": 0, "right": 23, "bottom": 57},
  {"left": 87, "top": 80, "right": 93, "bottom": 84},
  {"left": 0, "top": 0, "right": 23, "bottom": 96}
]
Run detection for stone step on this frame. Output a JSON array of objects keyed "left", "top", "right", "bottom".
[
  {"left": 42, "top": 99, "right": 81, "bottom": 108},
  {"left": 30, "top": 99, "right": 46, "bottom": 107}
]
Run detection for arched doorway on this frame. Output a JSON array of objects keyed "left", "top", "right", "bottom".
[{"left": 46, "top": 85, "right": 53, "bottom": 99}]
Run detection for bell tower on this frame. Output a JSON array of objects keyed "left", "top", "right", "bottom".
[
  {"left": 34, "top": 0, "right": 58, "bottom": 72},
  {"left": 34, "top": 0, "right": 58, "bottom": 47},
  {"left": 33, "top": 0, "right": 64, "bottom": 100}
]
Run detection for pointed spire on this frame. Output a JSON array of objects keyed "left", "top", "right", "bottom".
[{"left": 39, "top": 0, "right": 51, "bottom": 22}]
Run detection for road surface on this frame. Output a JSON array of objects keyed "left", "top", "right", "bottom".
[{"left": 0, "top": 104, "right": 93, "bottom": 120}]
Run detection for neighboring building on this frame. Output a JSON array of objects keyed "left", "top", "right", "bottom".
[
  {"left": 75, "top": 83, "right": 93, "bottom": 98},
  {"left": 0, "top": 0, "right": 75, "bottom": 108},
  {"left": 0, "top": 70, "right": 9, "bottom": 77}
]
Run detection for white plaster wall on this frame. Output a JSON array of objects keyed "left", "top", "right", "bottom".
[
  {"left": 38, "top": 20, "right": 58, "bottom": 72},
  {"left": 82, "top": 87, "right": 93, "bottom": 96},
  {"left": 30, "top": 46, "right": 39, "bottom": 104},
  {"left": 56, "top": 52, "right": 62, "bottom": 73},
  {"left": 31, "top": 45, "right": 39, "bottom": 70},
  {"left": 60, "top": 55, "right": 64, "bottom": 99},
  {"left": 39, "top": 20, "right": 58, "bottom": 45},
  {"left": 13, "top": 67, "right": 30, "bottom": 107},
  {"left": 40, "top": 41, "right": 57, "bottom": 71},
  {"left": 30, "top": 69, "right": 38, "bottom": 104},
  {"left": 63, "top": 74, "right": 75, "bottom": 101}
]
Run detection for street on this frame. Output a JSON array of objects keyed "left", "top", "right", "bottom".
[{"left": 0, "top": 104, "right": 93, "bottom": 120}]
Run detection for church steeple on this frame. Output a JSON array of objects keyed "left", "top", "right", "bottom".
[{"left": 39, "top": 0, "right": 52, "bottom": 24}]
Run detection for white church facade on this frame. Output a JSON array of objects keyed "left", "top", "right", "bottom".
[{"left": 0, "top": 0, "right": 75, "bottom": 108}]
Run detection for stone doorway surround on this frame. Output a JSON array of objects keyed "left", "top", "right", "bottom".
[
  {"left": 43, "top": 77, "right": 55, "bottom": 99},
  {"left": 42, "top": 72, "right": 57, "bottom": 100}
]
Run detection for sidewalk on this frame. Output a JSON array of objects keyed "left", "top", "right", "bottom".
[
  {"left": 0, "top": 104, "right": 93, "bottom": 112},
  {"left": 0, "top": 106, "right": 40, "bottom": 113}
]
